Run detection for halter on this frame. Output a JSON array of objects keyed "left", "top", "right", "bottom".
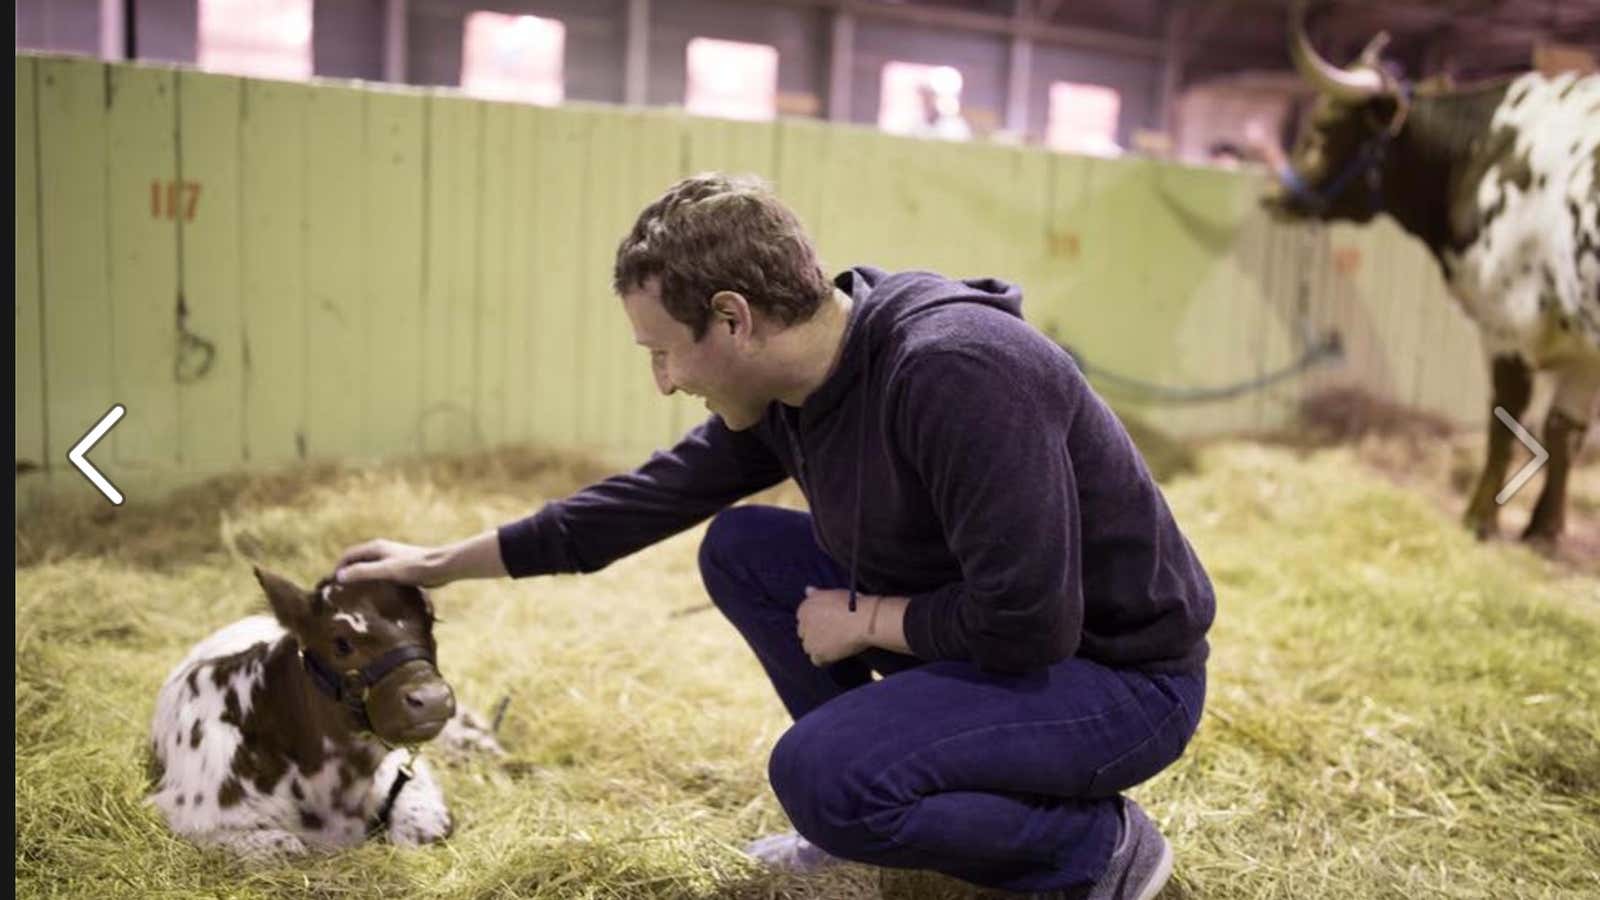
[
  {"left": 298, "top": 641, "right": 437, "bottom": 834},
  {"left": 1279, "top": 79, "right": 1412, "bottom": 217},
  {"left": 298, "top": 642, "right": 437, "bottom": 734}
]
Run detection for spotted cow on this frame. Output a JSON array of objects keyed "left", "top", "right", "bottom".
[
  {"left": 146, "top": 568, "right": 502, "bottom": 859},
  {"left": 1266, "top": 1, "right": 1600, "bottom": 546}
]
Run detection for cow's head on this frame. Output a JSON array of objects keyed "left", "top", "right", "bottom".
[
  {"left": 255, "top": 567, "right": 456, "bottom": 744},
  {"left": 1264, "top": 0, "right": 1409, "bottom": 223}
]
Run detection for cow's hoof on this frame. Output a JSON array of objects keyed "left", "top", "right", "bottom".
[
  {"left": 1463, "top": 509, "right": 1498, "bottom": 541},
  {"left": 1520, "top": 526, "right": 1562, "bottom": 554}
]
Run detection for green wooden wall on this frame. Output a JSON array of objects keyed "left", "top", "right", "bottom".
[{"left": 14, "top": 53, "right": 1490, "bottom": 510}]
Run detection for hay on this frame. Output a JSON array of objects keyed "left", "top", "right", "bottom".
[{"left": 14, "top": 440, "right": 1600, "bottom": 899}]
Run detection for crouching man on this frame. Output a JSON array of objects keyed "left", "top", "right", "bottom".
[{"left": 337, "top": 172, "right": 1215, "bottom": 899}]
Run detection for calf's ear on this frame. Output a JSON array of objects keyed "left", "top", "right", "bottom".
[{"left": 253, "top": 567, "right": 320, "bottom": 631}]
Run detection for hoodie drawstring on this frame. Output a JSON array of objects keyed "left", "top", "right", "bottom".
[{"left": 847, "top": 347, "right": 870, "bottom": 613}]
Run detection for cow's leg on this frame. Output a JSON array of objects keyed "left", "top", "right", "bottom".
[
  {"left": 1464, "top": 353, "right": 1534, "bottom": 539},
  {"left": 1522, "top": 367, "right": 1600, "bottom": 546},
  {"left": 434, "top": 704, "right": 507, "bottom": 760},
  {"left": 372, "top": 751, "right": 453, "bottom": 846}
]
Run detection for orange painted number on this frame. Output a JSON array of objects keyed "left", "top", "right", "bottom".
[{"left": 150, "top": 179, "right": 202, "bottom": 222}]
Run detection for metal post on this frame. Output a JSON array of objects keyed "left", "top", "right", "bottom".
[
  {"left": 1005, "top": 3, "right": 1034, "bottom": 138},
  {"left": 100, "top": 0, "right": 125, "bottom": 60},
  {"left": 383, "top": 0, "right": 408, "bottom": 83},
  {"left": 625, "top": 0, "right": 650, "bottom": 107},
  {"left": 828, "top": 10, "right": 854, "bottom": 123}
]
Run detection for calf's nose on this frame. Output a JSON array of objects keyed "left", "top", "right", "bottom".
[{"left": 404, "top": 681, "right": 455, "bottom": 717}]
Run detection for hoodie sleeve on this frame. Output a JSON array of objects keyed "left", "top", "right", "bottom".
[
  {"left": 496, "top": 416, "right": 788, "bottom": 577},
  {"left": 892, "top": 349, "right": 1084, "bottom": 673}
]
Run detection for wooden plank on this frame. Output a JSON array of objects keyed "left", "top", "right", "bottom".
[
  {"left": 773, "top": 117, "right": 829, "bottom": 258},
  {"left": 474, "top": 99, "right": 513, "bottom": 450},
  {"left": 363, "top": 87, "right": 426, "bottom": 458},
  {"left": 579, "top": 107, "right": 630, "bottom": 454},
  {"left": 450, "top": 99, "right": 484, "bottom": 454},
  {"left": 106, "top": 64, "right": 180, "bottom": 470},
  {"left": 419, "top": 94, "right": 481, "bottom": 456},
  {"left": 814, "top": 127, "right": 879, "bottom": 274},
  {"left": 16, "top": 56, "right": 46, "bottom": 475},
  {"left": 303, "top": 82, "right": 366, "bottom": 460},
  {"left": 502, "top": 101, "right": 537, "bottom": 447},
  {"left": 176, "top": 69, "right": 245, "bottom": 473},
  {"left": 239, "top": 78, "right": 308, "bottom": 466},
  {"left": 38, "top": 57, "right": 117, "bottom": 479},
  {"left": 1037, "top": 149, "right": 1093, "bottom": 350},
  {"left": 419, "top": 93, "right": 452, "bottom": 455},
  {"left": 526, "top": 104, "right": 589, "bottom": 455}
]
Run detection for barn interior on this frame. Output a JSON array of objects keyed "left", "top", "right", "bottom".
[{"left": 14, "top": 2, "right": 1600, "bottom": 898}]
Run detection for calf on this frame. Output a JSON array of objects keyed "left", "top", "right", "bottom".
[{"left": 147, "top": 567, "right": 492, "bottom": 858}]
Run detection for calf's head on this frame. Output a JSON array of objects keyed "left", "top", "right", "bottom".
[{"left": 254, "top": 567, "right": 456, "bottom": 744}]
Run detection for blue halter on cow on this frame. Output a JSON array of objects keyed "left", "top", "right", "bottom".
[{"left": 1264, "top": 0, "right": 1600, "bottom": 548}]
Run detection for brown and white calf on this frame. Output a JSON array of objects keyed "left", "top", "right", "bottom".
[{"left": 147, "top": 567, "right": 497, "bottom": 858}]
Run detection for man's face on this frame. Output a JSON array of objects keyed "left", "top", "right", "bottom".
[{"left": 622, "top": 279, "right": 769, "bottom": 431}]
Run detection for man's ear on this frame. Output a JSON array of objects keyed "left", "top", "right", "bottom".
[
  {"left": 708, "top": 290, "right": 753, "bottom": 340},
  {"left": 253, "top": 567, "right": 322, "bottom": 632}
]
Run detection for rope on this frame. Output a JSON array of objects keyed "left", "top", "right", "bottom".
[{"left": 1049, "top": 225, "right": 1343, "bottom": 406}]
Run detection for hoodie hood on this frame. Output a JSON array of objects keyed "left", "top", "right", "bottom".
[{"left": 800, "top": 266, "right": 1025, "bottom": 423}]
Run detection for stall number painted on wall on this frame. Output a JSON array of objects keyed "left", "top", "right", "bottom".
[{"left": 151, "top": 180, "right": 202, "bottom": 222}]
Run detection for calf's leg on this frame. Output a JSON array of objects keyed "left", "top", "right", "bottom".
[{"left": 373, "top": 752, "right": 453, "bottom": 846}]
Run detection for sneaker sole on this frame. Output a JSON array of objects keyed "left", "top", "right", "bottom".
[{"left": 1132, "top": 837, "right": 1174, "bottom": 900}]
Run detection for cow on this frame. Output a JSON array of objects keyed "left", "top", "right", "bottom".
[
  {"left": 1263, "top": 0, "right": 1600, "bottom": 548},
  {"left": 146, "top": 567, "right": 502, "bottom": 859}
]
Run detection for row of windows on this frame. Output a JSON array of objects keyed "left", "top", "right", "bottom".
[{"left": 197, "top": 1, "right": 1123, "bottom": 156}]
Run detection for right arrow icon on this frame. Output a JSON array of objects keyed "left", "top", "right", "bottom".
[{"left": 1493, "top": 406, "right": 1549, "bottom": 505}]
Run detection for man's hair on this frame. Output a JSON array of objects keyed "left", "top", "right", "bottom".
[{"left": 612, "top": 172, "right": 831, "bottom": 340}]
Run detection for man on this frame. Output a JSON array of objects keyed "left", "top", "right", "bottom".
[{"left": 337, "top": 172, "right": 1214, "bottom": 899}]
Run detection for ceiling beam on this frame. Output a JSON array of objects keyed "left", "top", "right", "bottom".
[{"left": 762, "top": 0, "right": 1165, "bottom": 60}]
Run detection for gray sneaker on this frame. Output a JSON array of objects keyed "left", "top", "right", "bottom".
[
  {"left": 743, "top": 830, "right": 847, "bottom": 873},
  {"left": 1031, "top": 798, "right": 1173, "bottom": 900},
  {"left": 1088, "top": 798, "right": 1173, "bottom": 900}
]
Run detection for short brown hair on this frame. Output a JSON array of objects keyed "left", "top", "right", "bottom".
[{"left": 613, "top": 172, "right": 832, "bottom": 340}]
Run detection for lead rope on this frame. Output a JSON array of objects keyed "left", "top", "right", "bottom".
[{"left": 369, "top": 739, "right": 420, "bottom": 836}]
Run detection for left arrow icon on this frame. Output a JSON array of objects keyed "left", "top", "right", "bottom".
[{"left": 68, "top": 404, "right": 126, "bottom": 505}]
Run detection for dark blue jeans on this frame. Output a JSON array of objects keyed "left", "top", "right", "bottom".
[{"left": 699, "top": 506, "right": 1206, "bottom": 894}]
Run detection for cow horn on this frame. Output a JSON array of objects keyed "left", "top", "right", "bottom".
[
  {"left": 1358, "top": 31, "right": 1392, "bottom": 68},
  {"left": 1290, "top": 0, "right": 1387, "bottom": 101}
]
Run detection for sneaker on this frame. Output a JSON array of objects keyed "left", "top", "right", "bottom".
[
  {"left": 1086, "top": 798, "right": 1173, "bottom": 900},
  {"left": 1029, "top": 798, "right": 1173, "bottom": 900},
  {"left": 743, "top": 830, "right": 847, "bottom": 874}
]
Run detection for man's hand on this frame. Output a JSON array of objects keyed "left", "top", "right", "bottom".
[
  {"left": 797, "top": 587, "right": 871, "bottom": 666},
  {"left": 336, "top": 530, "right": 509, "bottom": 588},
  {"left": 335, "top": 539, "right": 447, "bottom": 588}
]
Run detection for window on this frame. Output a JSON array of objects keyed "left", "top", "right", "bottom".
[
  {"left": 1046, "top": 82, "right": 1122, "bottom": 157},
  {"left": 685, "top": 38, "right": 778, "bottom": 121},
  {"left": 878, "top": 62, "right": 971, "bottom": 141},
  {"left": 460, "top": 12, "right": 565, "bottom": 105},
  {"left": 197, "top": 0, "right": 312, "bottom": 80}
]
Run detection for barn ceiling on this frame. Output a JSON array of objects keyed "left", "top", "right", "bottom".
[{"left": 844, "top": 0, "right": 1600, "bottom": 85}]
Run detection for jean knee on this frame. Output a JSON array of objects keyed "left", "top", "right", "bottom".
[
  {"left": 699, "top": 507, "right": 770, "bottom": 577},
  {"left": 768, "top": 719, "right": 875, "bottom": 854}
]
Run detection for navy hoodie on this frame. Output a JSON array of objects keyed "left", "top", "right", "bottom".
[{"left": 498, "top": 267, "right": 1215, "bottom": 675}]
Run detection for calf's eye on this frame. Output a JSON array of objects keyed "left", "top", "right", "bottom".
[{"left": 335, "top": 637, "right": 353, "bottom": 657}]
